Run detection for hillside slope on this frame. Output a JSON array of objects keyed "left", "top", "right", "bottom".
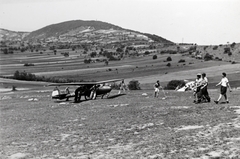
[
  {"left": 0, "top": 29, "right": 29, "bottom": 41},
  {"left": 23, "top": 20, "right": 173, "bottom": 44}
]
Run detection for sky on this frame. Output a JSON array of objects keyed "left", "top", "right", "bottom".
[{"left": 0, "top": 0, "right": 240, "bottom": 45}]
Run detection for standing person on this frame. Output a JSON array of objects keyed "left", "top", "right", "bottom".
[
  {"left": 118, "top": 80, "right": 126, "bottom": 94},
  {"left": 200, "top": 73, "right": 211, "bottom": 102},
  {"left": 214, "top": 72, "right": 232, "bottom": 104},
  {"left": 153, "top": 80, "right": 161, "bottom": 98},
  {"left": 193, "top": 73, "right": 202, "bottom": 103}
]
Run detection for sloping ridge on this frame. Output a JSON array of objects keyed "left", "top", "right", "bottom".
[
  {"left": 25, "top": 20, "right": 123, "bottom": 40},
  {"left": 24, "top": 20, "right": 173, "bottom": 43}
]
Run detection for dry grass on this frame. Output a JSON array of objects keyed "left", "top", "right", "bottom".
[{"left": 1, "top": 89, "right": 240, "bottom": 158}]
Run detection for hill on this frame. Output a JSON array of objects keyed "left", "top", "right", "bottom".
[
  {"left": 0, "top": 28, "right": 29, "bottom": 41},
  {"left": 0, "top": 20, "right": 173, "bottom": 44}
]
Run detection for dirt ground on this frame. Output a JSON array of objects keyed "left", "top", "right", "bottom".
[{"left": 1, "top": 88, "right": 240, "bottom": 159}]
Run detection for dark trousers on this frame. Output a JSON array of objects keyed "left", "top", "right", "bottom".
[{"left": 201, "top": 87, "right": 211, "bottom": 102}]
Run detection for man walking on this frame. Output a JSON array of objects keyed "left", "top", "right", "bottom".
[
  {"left": 200, "top": 73, "right": 211, "bottom": 102},
  {"left": 214, "top": 72, "right": 232, "bottom": 104}
]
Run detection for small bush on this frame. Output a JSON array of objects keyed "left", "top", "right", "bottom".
[
  {"left": 166, "top": 56, "right": 172, "bottom": 61},
  {"left": 204, "top": 53, "right": 213, "bottom": 61},
  {"left": 166, "top": 63, "right": 171, "bottom": 67},
  {"left": 153, "top": 55, "right": 157, "bottom": 59},
  {"left": 12, "top": 85, "right": 17, "bottom": 91},
  {"left": 161, "top": 50, "right": 177, "bottom": 54},
  {"left": 24, "top": 63, "right": 34, "bottom": 66},
  {"left": 166, "top": 80, "right": 185, "bottom": 90},
  {"left": 128, "top": 80, "right": 141, "bottom": 90},
  {"left": 178, "top": 59, "right": 185, "bottom": 63},
  {"left": 144, "top": 51, "right": 150, "bottom": 55},
  {"left": 230, "top": 42, "right": 236, "bottom": 48},
  {"left": 224, "top": 47, "right": 231, "bottom": 54},
  {"left": 84, "top": 59, "right": 91, "bottom": 64},
  {"left": 232, "top": 61, "right": 236, "bottom": 64},
  {"left": 213, "top": 46, "right": 218, "bottom": 50}
]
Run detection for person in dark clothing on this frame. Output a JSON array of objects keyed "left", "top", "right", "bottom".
[{"left": 74, "top": 86, "right": 83, "bottom": 103}]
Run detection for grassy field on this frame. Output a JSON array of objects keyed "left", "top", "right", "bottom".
[
  {"left": 1, "top": 44, "right": 240, "bottom": 158},
  {"left": 1, "top": 88, "right": 240, "bottom": 158}
]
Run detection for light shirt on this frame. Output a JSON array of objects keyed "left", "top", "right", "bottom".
[
  {"left": 220, "top": 77, "right": 229, "bottom": 87},
  {"left": 201, "top": 77, "right": 208, "bottom": 86},
  {"left": 195, "top": 78, "right": 202, "bottom": 86}
]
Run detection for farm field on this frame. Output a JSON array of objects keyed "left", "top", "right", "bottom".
[
  {"left": 1, "top": 47, "right": 240, "bottom": 89},
  {"left": 1, "top": 44, "right": 240, "bottom": 158},
  {"left": 1, "top": 88, "right": 240, "bottom": 158}
]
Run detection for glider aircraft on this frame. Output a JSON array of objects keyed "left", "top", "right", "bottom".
[{"left": 49, "top": 79, "right": 124, "bottom": 102}]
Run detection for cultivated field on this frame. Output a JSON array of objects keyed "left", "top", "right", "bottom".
[{"left": 1, "top": 88, "right": 240, "bottom": 158}]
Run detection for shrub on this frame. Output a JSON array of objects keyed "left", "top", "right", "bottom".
[
  {"left": 228, "top": 52, "right": 232, "bottom": 56},
  {"left": 230, "top": 42, "right": 236, "bottom": 48},
  {"left": 166, "top": 56, "right": 172, "bottom": 61},
  {"left": 63, "top": 52, "right": 69, "bottom": 57},
  {"left": 204, "top": 53, "right": 213, "bottom": 61},
  {"left": 144, "top": 51, "right": 150, "bottom": 55},
  {"left": 232, "top": 61, "right": 236, "bottom": 64},
  {"left": 166, "top": 63, "right": 171, "bottom": 67},
  {"left": 128, "top": 80, "right": 141, "bottom": 90},
  {"left": 153, "top": 55, "right": 157, "bottom": 59},
  {"left": 84, "top": 59, "right": 91, "bottom": 64},
  {"left": 178, "top": 59, "right": 185, "bottom": 63},
  {"left": 224, "top": 47, "right": 231, "bottom": 54},
  {"left": 213, "top": 46, "right": 218, "bottom": 50},
  {"left": 12, "top": 85, "right": 17, "bottom": 91},
  {"left": 12, "top": 70, "right": 84, "bottom": 83},
  {"left": 166, "top": 80, "right": 185, "bottom": 90},
  {"left": 161, "top": 50, "right": 177, "bottom": 54},
  {"left": 24, "top": 63, "right": 34, "bottom": 66}
]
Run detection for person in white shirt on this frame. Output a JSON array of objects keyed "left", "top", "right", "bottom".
[
  {"left": 200, "top": 73, "right": 211, "bottom": 102},
  {"left": 214, "top": 72, "right": 232, "bottom": 104},
  {"left": 193, "top": 73, "right": 202, "bottom": 103},
  {"left": 118, "top": 80, "right": 126, "bottom": 94}
]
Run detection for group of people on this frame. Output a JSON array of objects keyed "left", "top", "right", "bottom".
[
  {"left": 153, "top": 72, "right": 232, "bottom": 104},
  {"left": 193, "top": 72, "right": 232, "bottom": 104},
  {"left": 193, "top": 73, "right": 211, "bottom": 103}
]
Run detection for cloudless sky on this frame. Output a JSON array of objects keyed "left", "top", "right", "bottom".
[{"left": 0, "top": 0, "right": 239, "bottom": 45}]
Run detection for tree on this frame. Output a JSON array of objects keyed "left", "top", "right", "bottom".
[
  {"left": 90, "top": 52, "right": 97, "bottom": 57},
  {"left": 116, "top": 48, "right": 123, "bottom": 52},
  {"left": 166, "top": 56, "right": 172, "bottom": 61},
  {"left": 204, "top": 53, "right": 213, "bottom": 61},
  {"left": 128, "top": 80, "right": 141, "bottom": 90},
  {"left": 153, "top": 55, "right": 157, "bottom": 59}
]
